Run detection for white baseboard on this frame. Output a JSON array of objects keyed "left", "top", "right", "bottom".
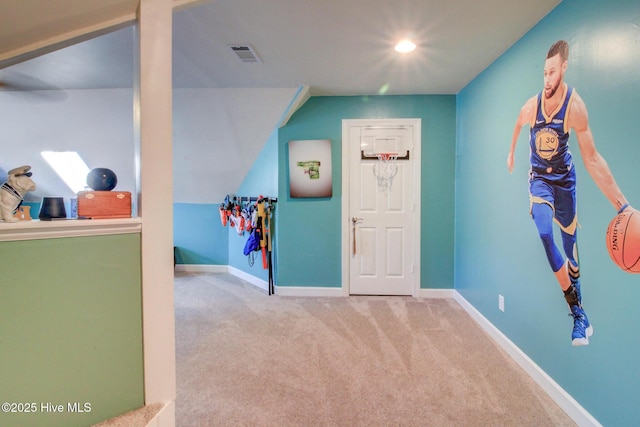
[
  {"left": 177, "top": 264, "right": 343, "bottom": 296},
  {"left": 174, "top": 264, "right": 227, "bottom": 273},
  {"left": 227, "top": 266, "right": 269, "bottom": 292},
  {"left": 177, "top": 265, "right": 454, "bottom": 298},
  {"left": 417, "top": 288, "right": 456, "bottom": 299},
  {"left": 175, "top": 264, "right": 270, "bottom": 293},
  {"left": 453, "top": 291, "right": 601, "bottom": 427},
  {"left": 275, "top": 286, "right": 344, "bottom": 297}
]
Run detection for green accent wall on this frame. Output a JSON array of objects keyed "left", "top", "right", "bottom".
[
  {"left": 277, "top": 95, "right": 456, "bottom": 289},
  {"left": 0, "top": 233, "right": 143, "bottom": 427}
]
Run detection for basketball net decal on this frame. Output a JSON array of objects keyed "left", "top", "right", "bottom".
[{"left": 535, "top": 128, "right": 560, "bottom": 160}]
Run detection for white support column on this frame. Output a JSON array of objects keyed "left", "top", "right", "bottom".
[{"left": 135, "top": 0, "right": 175, "bottom": 421}]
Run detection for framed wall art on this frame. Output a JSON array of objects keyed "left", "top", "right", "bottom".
[{"left": 288, "top": 139, "right": 332, "bottom": 198}]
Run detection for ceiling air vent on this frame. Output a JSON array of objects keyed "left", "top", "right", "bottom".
[{"left": 228, "top": 45, "right": 262, "bottom": 63}]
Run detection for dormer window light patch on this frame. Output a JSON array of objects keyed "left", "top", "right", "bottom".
[{"left": 41, "top": 151, "right": 90, "bottom": 193}]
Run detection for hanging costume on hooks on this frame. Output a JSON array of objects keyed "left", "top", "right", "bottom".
[
  {"left": 233, "top": 203, "right": 244, "bottom": 235},
  {"left": 218, "top": 194, "right": 277, "bottom": 294},
  {"left": 219, "top": 194, "right": 235, "bottom": 227},
  {"left": 256, "top": 196, "right": 269, "bottom": 269}
]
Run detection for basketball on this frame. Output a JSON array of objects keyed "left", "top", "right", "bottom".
[{"left": 606, "top": 210, "right": 640, "bottom": 273}]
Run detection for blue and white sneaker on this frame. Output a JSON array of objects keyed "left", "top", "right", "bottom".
[{"left": 570, "top": 305, "right": 593, "bottom": 346}]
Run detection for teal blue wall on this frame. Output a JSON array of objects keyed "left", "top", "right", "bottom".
[
  {"left": 456, "top": 0, "right": 640, "bottom": 424},
  {"left": 0, "top": 234, "right": 143, "bottom": 427},
  {"left": 173, "top": 203, "right": 228, "bottom": 265},
  {"left": 228, "top": 128, "right": 279, "bottom": 281},
  {"left": 277, "top": 95, "right": 456, "bottom": 288}
]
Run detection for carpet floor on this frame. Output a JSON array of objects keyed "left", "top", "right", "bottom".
[{"left": 175, "top": 272, "right": 575, "bottom": 426}]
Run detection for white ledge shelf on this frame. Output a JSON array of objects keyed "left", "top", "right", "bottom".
[{"left": 0, "top": 218, "right": 142, "bottom": 242}]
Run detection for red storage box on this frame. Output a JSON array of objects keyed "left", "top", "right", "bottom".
[{"left": 77, "top": 191, "right": 132, "bottom": 219}]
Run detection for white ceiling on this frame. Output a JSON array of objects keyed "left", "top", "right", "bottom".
[
  {"left": 0, "top": 0, "right": 137, "bottom": 63},
  {"left": 0, "top": 0, "right": 561, "bottom": 96}
]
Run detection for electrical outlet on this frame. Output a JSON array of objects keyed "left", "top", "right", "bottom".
[{"left": 499, "top": 294, "right": 505, "bottom": 312}]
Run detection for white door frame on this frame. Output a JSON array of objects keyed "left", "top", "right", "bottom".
[{"left": 341, "top": 118, "right": 421, "bottom": 296}]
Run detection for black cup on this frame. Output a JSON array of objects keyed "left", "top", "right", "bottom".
[{"left": 39, "top": 197, "right": 67, "bottom": 220}]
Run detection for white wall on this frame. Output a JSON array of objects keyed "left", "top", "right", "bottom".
[
  {"left": 0, "top": 86, "right": 297, "bottom": 205},
  {"left": 0, "top": 88, "right": 135, "bottom": 201},
  {"left": 173, "top": 87, "right": 298, "bottom": 203}
]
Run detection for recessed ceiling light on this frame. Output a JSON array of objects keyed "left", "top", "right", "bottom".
[{"left": 394, "top": 39, "right": 416, "bottom": 54}]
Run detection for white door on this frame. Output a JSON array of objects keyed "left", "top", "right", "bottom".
[{"left": 342, "top": 119, "right": 420, "bottom": 296}]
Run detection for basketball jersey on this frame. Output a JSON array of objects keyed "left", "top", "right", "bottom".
[{"left": 529, "top": 84, "right": 575, "bottom": 173}]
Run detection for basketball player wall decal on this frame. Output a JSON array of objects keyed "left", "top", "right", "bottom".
[{"left": 507, "top": 40, "right": 635, "bottom": 346}]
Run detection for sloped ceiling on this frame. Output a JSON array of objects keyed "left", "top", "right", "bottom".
[
  {"left": 0, "top": 0, "right": 208, "bottom": 65},
  {"left": 0, "top": 0, "right": 562, "bottom": 205},
  {"left": 0, "top": 0, "right": 138, "bottom": 66}
]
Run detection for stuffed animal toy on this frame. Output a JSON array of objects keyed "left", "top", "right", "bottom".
[{"left": 1, "top": 166, "right": 36, "bottom": 222}]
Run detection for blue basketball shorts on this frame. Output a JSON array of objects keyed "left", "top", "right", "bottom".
[{"left": 528, "top": 166, "right": 578, "bottom": 235}]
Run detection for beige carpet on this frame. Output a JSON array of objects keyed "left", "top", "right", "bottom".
[
  {"left": 91, "top": 403, "right": 163, "bottom": 427},
  {"left": 175, "top": 272, "right": 575, "bottom": 427}
]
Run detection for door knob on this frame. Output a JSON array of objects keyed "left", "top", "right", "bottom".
[{"left": 351, "top": 217, "right": 363, "bottom": 255}]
